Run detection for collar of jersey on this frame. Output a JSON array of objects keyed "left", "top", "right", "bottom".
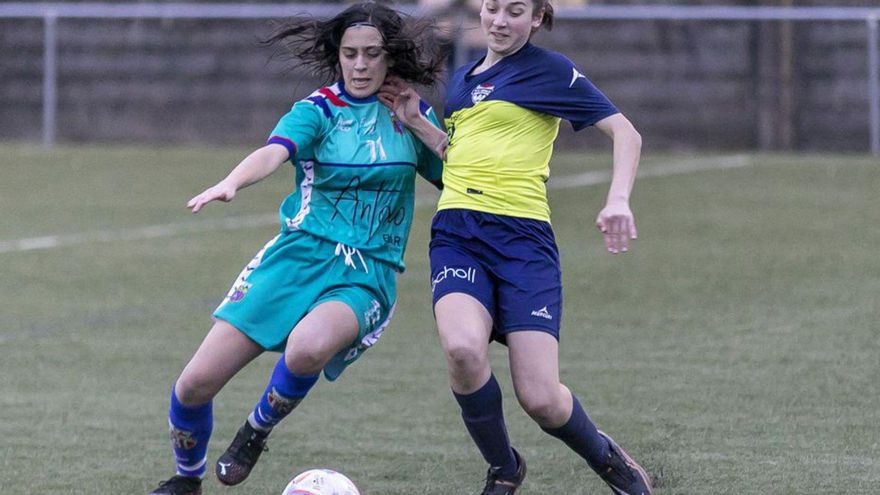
[
  {"left": 337, "top": 80, "right": 379, "bottom": 104},
  {"left": 464, "top": 42, "right": 534, "bottom": 82}
]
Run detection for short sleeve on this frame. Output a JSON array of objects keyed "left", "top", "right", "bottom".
[
  {"left": 517, "top": 52, "right": 620, "bottom": 132},
  {"left": 266, "top": 100, "right": 326, "bottom": 159},
  {"left": 415, "top": 103, "right": 444, "bottom": 182}
]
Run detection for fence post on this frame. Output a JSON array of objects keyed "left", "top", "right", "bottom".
[
  {"left": 868, "top": 13, "right": 879, "bottom": 155},
  {"left": 42, "top": 9, "right": 58, "bottom": 149}
]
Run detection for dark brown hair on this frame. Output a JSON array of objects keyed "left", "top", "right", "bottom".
[{"left": 262, "top": 2, "right": 447, "bottom": 86}]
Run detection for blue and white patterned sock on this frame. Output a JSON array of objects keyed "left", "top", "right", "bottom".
[
  {"left": 168, "top": 386, "right": 213, "bottom": 478},
  {"left": 248, "top": 355, "right": 319, "bottom": 432}
]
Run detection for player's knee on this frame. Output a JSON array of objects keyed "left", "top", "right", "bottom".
[
  {"left": 285, "top": 346, "right": 329, "bottom": 376},
  {"left": 517, "top": 390, "right": 565, "bottom": 426},
  {"left": 174, "top": 372, "right": 219, "bottom": 406},
  {"left": 443, "top": 341, "right": 486, "bottom": 375}
]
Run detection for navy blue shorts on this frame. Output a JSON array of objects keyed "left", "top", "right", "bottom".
[{"left": 429, "top": 209, "right": 562, "bottom": 343}]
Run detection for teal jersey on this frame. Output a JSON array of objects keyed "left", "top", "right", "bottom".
[{"left": 267, "top": 81, "right": 443, "bottom": 272}]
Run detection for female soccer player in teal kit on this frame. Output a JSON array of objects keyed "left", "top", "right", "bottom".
[
  {"left": 381, "top": 1, "right": 652, "bottom": 494},
  {"left": 147, "top": 4, "right": 446, "bottom": 494}
]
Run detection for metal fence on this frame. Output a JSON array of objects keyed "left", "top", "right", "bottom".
[{"left": 2, "top": 3, "right": 879, "bottom": 154}]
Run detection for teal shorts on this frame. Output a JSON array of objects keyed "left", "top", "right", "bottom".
[{"left": 213, "top": 230, "right": 397, "bottom": 381}]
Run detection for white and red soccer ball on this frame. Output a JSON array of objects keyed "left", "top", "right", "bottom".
[{"left": 282, "top": 469, "right": 360, "bottom": 495}]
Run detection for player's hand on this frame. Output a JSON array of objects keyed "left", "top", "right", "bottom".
[
  {"left": 596, "top": 201, "right": 637, "bottom": 254},
  {"left": 187, "top": 182, "right": 236, "bottom": 213},
  {"left": 379, "top": 76, "right": 422, "bottom": 126}
]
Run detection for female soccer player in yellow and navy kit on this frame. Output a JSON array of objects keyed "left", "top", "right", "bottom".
[{"left": 381, "top": 1, "right": 652, "bottom": 494}]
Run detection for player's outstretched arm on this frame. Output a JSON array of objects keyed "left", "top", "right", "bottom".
[
  {"left": 187, "top": 144, "right": 289, "bottom": 213},
  {"left": 379, "top": 76, "right": 448, "bottom": 159},
  {"left": 594, "top": 113, "right": 642, "bottom": 254}
]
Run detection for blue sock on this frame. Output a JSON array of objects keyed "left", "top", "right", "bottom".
[
  {"left": 541, "top": 393, "right": 610, "bottom": 471},
  {"left": 168, "top": 386, "right": 212, "bottom": 478},
  {"left": 248, "top": 355, "right": 319, "bottom": 431},
  {"left": 453, "top": 374, "right": 518, "bottom": 478}
]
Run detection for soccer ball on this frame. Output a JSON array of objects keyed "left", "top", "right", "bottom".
[{"left": 282, "top": 468, "right": 360, "bottom": 495}]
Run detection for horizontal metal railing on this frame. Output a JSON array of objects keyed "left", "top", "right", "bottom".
[{"left": 1, "top": 3, "right": 878, "bottom": 154}]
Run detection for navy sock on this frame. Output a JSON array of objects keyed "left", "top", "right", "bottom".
[
  {"left": 249, "top": 355, "right": 319, "bottom": 431},
  {"left": 541, "top": 393, "right": 610, "bottom": 471},
  {"left": 453, "top": 374, "right": 518, "bottom": 478},
  {"left": 168, "top": 385, "right": 212, "bottom": 478}
]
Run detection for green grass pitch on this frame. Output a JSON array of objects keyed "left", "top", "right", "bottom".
[{"left": 0, "top": 144, "right": 877, "bottom": 494}]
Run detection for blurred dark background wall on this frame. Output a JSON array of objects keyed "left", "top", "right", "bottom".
[{"left": 1, "top": 1, "right": 877, "bottom": 151}]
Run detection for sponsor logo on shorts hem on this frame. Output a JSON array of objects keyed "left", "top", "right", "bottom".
[
  {"left": 531, "top": 306, "right": 553, "bottom": 320},
  {"left": 363, "top": 299, "right": 382, "bottom": 329}
]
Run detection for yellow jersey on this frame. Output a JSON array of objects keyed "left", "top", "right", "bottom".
[{"left": 440, "top": 43, "right": 619, "bottom": 222}]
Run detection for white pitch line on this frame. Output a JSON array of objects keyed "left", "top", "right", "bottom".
[
  {"left": 0, "top": 213, "right": 278, "bottom": 254},
  {"left": 546, "top": 153, "right": 751, "bottom": 189},
  {"left": 0, "top": 155, "right": 751, "bottom": 254}
]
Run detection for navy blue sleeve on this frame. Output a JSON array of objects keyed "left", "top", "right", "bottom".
[{"left": 515, "top": 51, "right": 619, "bottom": 131}]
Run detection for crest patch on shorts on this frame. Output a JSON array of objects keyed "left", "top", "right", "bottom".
[{"left": 228, "top": 281, "right": 252, "bottom": 303}]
